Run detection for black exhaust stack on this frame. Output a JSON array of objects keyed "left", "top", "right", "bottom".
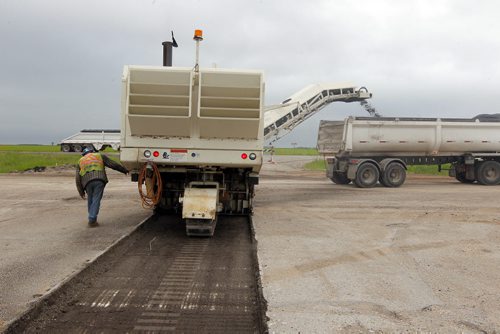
[{"left": 162, "top": 31, "right": 178, "bottom": 67}]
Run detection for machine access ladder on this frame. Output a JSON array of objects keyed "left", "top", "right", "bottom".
[{"left": 263, "top": 83, "right": 372, "bottom": 144}]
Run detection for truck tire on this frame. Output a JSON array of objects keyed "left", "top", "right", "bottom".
[
  {"left": 476, "top": 161, "right": 500, "bottom": 185},
  {"left": 73, "top": 144, "right": 83, "bottom": 152},
  {"left": 381, "top": 162, "right": 406, "bottom": 187},
  {"left": 354, "top": 162, "right": 379, "bottom": 188},
  {"left": 61, "top": 144, "right": 71, "bottom": 152},
  {"left": 329, "top": 171, "right": 351, "bottom": 185}
]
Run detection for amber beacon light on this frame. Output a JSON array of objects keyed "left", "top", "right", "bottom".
[{"left": 193, "top": 29, "right": 203, "bottom": 41}]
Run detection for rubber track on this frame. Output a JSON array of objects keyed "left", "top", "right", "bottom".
[{"left": 6, "top": 215, "right": 268, "bottom": 333}]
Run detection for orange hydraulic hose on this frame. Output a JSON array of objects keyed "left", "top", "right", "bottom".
[{"left": 137, "top": 162, "right": 163, "bottom": 209}]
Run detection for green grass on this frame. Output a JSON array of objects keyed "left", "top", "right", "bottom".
[
  {"left": 406, "top": 164, "right": 449, "bottom": 176},
  {"left": 0, "top": 152, "right": 78, "bottom": 173},
  {"left": 271, "top": 147, "right": 319, "bottom": 155},
  {"left": 304, "top": 159, "right": 327, "bottom": 171},
  {"left": 0, "top": 145, "right": 60, "bottom": 152},
  {"left": 304, "top": 158, "right": 450, "bottom": 176},
  {"left": 0, "top": 151, "right": 121, "bottom": 173}
]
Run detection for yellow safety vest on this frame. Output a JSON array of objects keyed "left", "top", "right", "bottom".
[{"left": 79, "top": 153, "right": 104, "bottom": 176}]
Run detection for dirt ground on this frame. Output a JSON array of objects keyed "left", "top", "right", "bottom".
[
  {"left": 255, "top": 156, "right": 500, "bottom": 333},
  {"left": 1, "top": 157, "right": 500, "bottom": 333}
]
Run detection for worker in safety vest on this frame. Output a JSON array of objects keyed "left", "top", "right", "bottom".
[{"left": 76, "top": 147, "right": 128, "bottom": 227}]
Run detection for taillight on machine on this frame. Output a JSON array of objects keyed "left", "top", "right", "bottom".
[{"left": 241, "top": 152, "right": 257, "bottom": 160}]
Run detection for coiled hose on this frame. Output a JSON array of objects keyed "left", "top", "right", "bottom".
[{"left": 138, "top": 162, "right": 163, "bottom": 209}]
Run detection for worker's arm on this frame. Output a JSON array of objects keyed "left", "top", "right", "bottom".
[
  {"left": 102, "top": 154, "right": 129, "bottom": 174},
  {"left": 75, "top": 165, "right": 85, "bottom": 198}
]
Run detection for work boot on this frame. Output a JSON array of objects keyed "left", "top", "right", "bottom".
[{"left": 88, "top": 221, "right": 99, "bottom": 228}]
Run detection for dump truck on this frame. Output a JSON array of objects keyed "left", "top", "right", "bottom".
[
  {"left": 317, "top": 116, "right": 500, "bottom": 188},
  {"left": 120, "top": 31, "right": 372, "bottom": 236}
]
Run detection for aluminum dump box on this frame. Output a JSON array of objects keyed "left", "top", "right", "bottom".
[{"left": 318, "top": 117, "right": 500, "bottom": 156}]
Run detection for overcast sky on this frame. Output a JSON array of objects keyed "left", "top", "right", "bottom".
[{"left": 1, "top": 0, "right": 500, "bottom": 147}]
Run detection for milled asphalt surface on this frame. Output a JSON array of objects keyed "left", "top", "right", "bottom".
[{"left": 0, "top": 169, "right": 150, "bottom": 330}]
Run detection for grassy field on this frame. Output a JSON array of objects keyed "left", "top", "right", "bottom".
[
  {"left": 0, "top": 145, "right": 60, "bottom": 152},
  {"left": 0, "top": 152, "right": 78, "bottom": 173},
  {"left": 0, "top": 148, "right": 120, "bottom": 173},
  {"left": 407, "top": 164, "right": 449, "bottom": 176},
  {"left": 303, "top": 159, "right": 327, "bottom": 171},
  {"left": 271, "top": 147, "right": 319, "bottom": 156},
  {"left": 304, "top": 158, "right": 449, "bottom": 176}
]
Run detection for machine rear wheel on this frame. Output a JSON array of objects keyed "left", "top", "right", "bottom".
[
  {"left": 476, "top": 161, "right": 500, "bottom": 185},
  {"left": 381, "top": 163, "right": 406, "bottom": 187},
  {"left": 329, "top": 171, "right": 351, "bottom": 185},
  {"left": 354, "top": 162, "right": 379, "bottom": 188},
  {"left": 73, "top": 144, "right": 83, "bottom": 152}
]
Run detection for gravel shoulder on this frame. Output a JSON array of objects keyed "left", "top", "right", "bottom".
[
  {"left": 0, "top": 169, "right": 150, "bottom": 329},
  {"left": 254, "top": 157, "right": 500, "bottom": 333}
]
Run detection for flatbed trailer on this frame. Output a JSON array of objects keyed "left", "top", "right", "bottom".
[{"left": 317, "top": 116, "right": 500, "bottom": 187}]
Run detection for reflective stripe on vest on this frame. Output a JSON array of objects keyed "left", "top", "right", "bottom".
[{"left": 79, "top": 153, "right": 104, "bottom": 176}]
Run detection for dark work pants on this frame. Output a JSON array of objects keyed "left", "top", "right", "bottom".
[{"left": 86, "top": 180, "right": 105, "bottom": 223}]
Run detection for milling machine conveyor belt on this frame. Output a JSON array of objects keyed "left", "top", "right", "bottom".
[{"left": 264, "top": 84, "right": 372, "bottom": 144}]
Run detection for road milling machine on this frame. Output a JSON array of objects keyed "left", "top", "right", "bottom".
[{"left": 120, "top": 30, "right": 372, "bottom": 236}]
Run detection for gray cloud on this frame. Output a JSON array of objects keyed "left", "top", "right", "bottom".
[{"left": 1, "top": 0, "right": 499, "bottom": 146}]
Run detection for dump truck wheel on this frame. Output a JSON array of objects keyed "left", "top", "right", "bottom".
[
  {"left": 329, "top": 171, "right": 351, "bottom": 185},
  {"left": 354, "top": 162, "right": 379, "bottom": 188},
  {"left": 381, "top": 163, "right": 406, "bottom": 187},
  {"left": 73, "top": 144, "right": 83, "bottom": 152},
  {"left": 476, "top": 161, "right": 500, "bottom": 185},
  {"left": 61, "top": 144, "right": 71, "bottom": 152}
]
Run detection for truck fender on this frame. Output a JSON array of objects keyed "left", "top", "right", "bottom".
[
  {"left": 379, "top": 158, "right": 407, "bottom": 172},
  {"left": 347, "top": 159, "right": 380, "bottom": 180}
]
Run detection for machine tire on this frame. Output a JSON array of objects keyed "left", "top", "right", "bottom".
[
  {"left": 381, "top": 162, "right": 406, "bottom": 187},
  {"left": 61, "top": 144, "right": 71, "bottom": 152},
  {"left": 353, "top": 162, "right": 379, "bottom": 188},
  {"left": 73, "top": 144, "right": 83, "bottom": 152},
  {"left": 329, "top": 171, "right": 351, "bottom": 185},
  {"left": 476, "top": 160, "right": 500, "bottom": 185}
]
